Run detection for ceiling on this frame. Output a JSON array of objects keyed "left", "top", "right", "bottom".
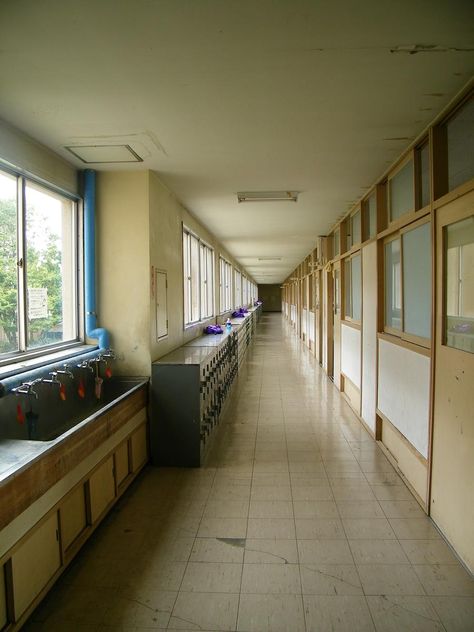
[{"left": 0, "top": 1, "right": 473, "bottom": 284}]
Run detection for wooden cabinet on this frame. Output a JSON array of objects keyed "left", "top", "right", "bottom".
[
  {"left": 11, "top": 513, "right": 61, "bottom": 620},
  {"left": 59, "top": 484, "right": 87, "bottom": 553},
  {"left": 131, "top": 424, "right": 147, "bottom": 473},
  {"left": 115, "top": 440, "right": 130, "bottom": 487},
  {"left": 0, "top": 564, "right": 7, "bottom": 630},
  {"left": 89, "top": 456, "right": 115, "bottom": 524}
]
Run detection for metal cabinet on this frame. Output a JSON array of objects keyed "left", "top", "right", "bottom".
[{"left": 151, "top": 306, "right": 262, "bottom": 467}]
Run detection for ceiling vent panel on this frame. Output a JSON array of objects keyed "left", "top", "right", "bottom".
[{"left": 65, "top": 144, "right": 143, "bottom": 164}]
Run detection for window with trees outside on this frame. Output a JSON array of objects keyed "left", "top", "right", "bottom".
[
  {"left": 183, "top": 227, "right": 214, "bottom": 326},
  {"left": 219, "top": 257, "right": 232, "bottom": 313},
  {"left": 0, "top": 168, "right": 79, "bottom": 362}
]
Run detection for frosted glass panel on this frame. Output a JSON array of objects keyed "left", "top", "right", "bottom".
[
  {"left": 445, "top": 216, "right": 474, "bottom": 353},
  {"left": 403, "top": 222, "right": 431, "bottom": 339},
  {"left": 344, "top": 258, "right": 351, "bottom": 318},
  {"left": 351, "top": 254, "right": 362, "bottom": 321},
  {"left": 351, "top": 211, "right": 361, "bottom": 245},
  {"left": 367, "top": 194, "right": 376, "bottom": 238},
  {"left": 334, "top": 229, "right": 340, "bottom": 257},
  {"left": 447, "top": 97, "right": 474, "bottom": 192},
  {"left": 389, "top": 160, "right": 414, "bottom": 221},
  {"left": 419, "top": 143, "right": 430, "bottom": 208},
  {"left": 385, "top": 239, "right": 401, "bottom": 330}
]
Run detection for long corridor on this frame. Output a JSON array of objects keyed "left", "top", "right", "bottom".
[{"left": 26, "top": 314, "right": 474, "bottom": 631}]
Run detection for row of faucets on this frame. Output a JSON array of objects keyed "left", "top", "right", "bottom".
[{"left": 12, "top": 349, "right": 115, "bottom": 399}]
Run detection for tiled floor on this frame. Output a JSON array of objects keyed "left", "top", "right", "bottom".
[{"left": 26, "top": 314, "right": 474, "bottom": 631}]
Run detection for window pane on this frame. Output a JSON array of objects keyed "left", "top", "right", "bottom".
[
  {"left": 334, "top": 270, "right": 340, "bottom": 315},
  {"left": 334, "top": 230, "right": 340, "bottom": 257},
  {"left": 25, "top": 183, "right": 76, "bottom": 349},
  {"left": 183, "top": 232, "right": 191, "bottom": 324},
  {"left": 389, "top": 160, "right": 414, "bottom": 221},
  {"left": 190, "top": 234, "right": 200, "bottom": 322},
  {"left": 351, "top": 211, "right": 361, "bottom": 246},
  {"left": 367, "top": 193, "right": 376, "bottom": 239},
  {"left": 206, "top": 249, "right": 213, "bottom": 317},
  {"left": 403, "top": 222, "right": 431, "bottom": 339},
  {"left": 445, "top": 216, "right": 474, "bottom": 353},
  {"left": 0, "top": 171, "right": 19, "bottom": 354},
  {"left": 447, "top": 97, "right": 474, "bottom": 192},
  {"left": 419, "top": 143, "right": 430, "bottom": 208},
  {"left": 344, "top": 258, "right": 351, "bottom": 318},
  {"left": 385, "top": 239, "right": 402, "bottom": 330},
  {"left": 351, "top": 254, "right": 362, "bottom": 321}
]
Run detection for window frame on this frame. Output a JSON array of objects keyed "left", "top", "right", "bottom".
[
  {"left": 0, "top": 165, "right": 82, "bottom": 366},
  {"left": 387, "top": 151, "right": 416, "bottom": 225},
  {"left": 342, "top": 250, "right": 362, "bottom": 325},
  {"left": 382, "top": 215, "right": 432, "bottom": 349},
  {"left": 219, "top": 256, "right": 233, "bottom": 314},
  {"left": 182, "top": 224, "right": 215, "bottom": 327}
]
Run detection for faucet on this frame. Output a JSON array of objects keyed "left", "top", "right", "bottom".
[
  {"left": 12, "top": 379, "right": 41, "bottom": 399},
  {"left": 77, "top": 360, "right": 94, "bottom": 372},
  {"left": 42, "top": 371, "right": 61, "bottom": 387},
  {"left": 56, "top": 364, "right": 74, "bottom": 379}
]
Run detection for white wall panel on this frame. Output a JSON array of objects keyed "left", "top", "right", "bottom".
[
  {"left": 302, "top": 308, "right": 308, "bottom": 335},
  {"left": 361, "top": 242, "right": 377, "bottom": 433},
  {"left": 309, "top": 311, "right": 315, "bottom": 342},
  {"left": 341, "top": 324, "right": 361, "bottom": 388},
  {"left": 378, "top": 339, "right": 430, "bottom": 458}
]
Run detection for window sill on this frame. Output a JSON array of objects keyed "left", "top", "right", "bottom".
[{"left": 0, "top": 344, "right": 97, "bottom": 381}]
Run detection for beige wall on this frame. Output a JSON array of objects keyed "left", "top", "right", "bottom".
[
  {"left": 0, "top": 118, "right": 77, "bottom": 194},
  {"left": 96, "top": 171, "right": 151, "bottom": 375}
]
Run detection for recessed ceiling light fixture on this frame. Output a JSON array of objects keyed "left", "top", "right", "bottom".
[{"left": 237, "top": 191, "right": 298, "bottom": 203}]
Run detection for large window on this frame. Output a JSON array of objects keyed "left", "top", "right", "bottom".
[
  {"left": 445, "top": 216, "right": 474, "bottom": 353},
  {"left": 445, "top": 96, "right": 474, "bottom": 192},
  {"left": 183, "top": 227, "right": 214, "bottom": 326},
  {"left": 234, "top": 269, "right": 242, "bottom": 308},
  {"left": 219, "top": 257, "right": 232, "bottom": 313},
  {"left": 388, "top": 158, "right": 415, "bottom": 222},
  {"left": 0, "top": 169, "right": 79, "bottom": 361},
  {"left": 384, "top": 219, "right": 432, "bottom": 345},
  {"left": 344, "top": 253, "right": 361, "bottom": 322}
]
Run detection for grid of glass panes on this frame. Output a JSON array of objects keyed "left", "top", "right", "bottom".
[
  {"left": 219, "top": 257, "right": 232, "bottom": 313},
  {"left": 0, "top": 168, "right": 78, "bottom": 360},
  {"left": 234, "top": 269, "right": 242, "bottom": 308},
  {"left": 384, "top": 221, "right": 432, "bottom": 343},
  {"left": 183, "top": 227, "right": 215, "bottom": 325},
  {"left": 344, "top": 254, "right": 361, "bottom": 322}
]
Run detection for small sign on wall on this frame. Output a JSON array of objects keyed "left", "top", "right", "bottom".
[
  {"left": 28, "top": 287, "right": 48, "bottom": 319},
  {"left": 155, "top": 269, "right": 168, "bottom": 340}
]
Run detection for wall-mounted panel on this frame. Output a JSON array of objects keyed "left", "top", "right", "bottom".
[
  {"left": 361, "top": 242, "right": 377, "bottom": 433},
  {"left": 378, "top": 339, "right": 430, "bottom": 458},
  {"left": 309, "top": 311, "right": 315, "bottom": 343},
  {"left": 341, "top": 324, "right": 361, "bottom": 389}
]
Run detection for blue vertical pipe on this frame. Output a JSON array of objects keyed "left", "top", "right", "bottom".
[{"left": 84, "top": 169, "right": 110, "bottom": 349}]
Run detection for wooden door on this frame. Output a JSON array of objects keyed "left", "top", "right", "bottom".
[
  {"left": 131, "top": 423, "right": 148, "bottom": 472},
  {"left": 431, "top": 189, "right": 474, "bottom": 571},
  {"left": 89, "top": 456, "right": 115, "bottom": 524},
  {"left": 60, "top": 484, "right": 87, "bottom": 552},
  {"left": 12, "top": 513, "right": 61, "bottom": 619}
]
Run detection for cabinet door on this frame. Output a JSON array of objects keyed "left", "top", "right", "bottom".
[
  {"left": 12, "top": 513, "right": 61, "bottom": 620},
  {"left": 89, "top": 456, "right": 115, "bottom": 524},
  {"left": 0, "top": 564, "right": 7, "bottom": 629},
  {"left": 60, "top": 483, "right": 87, "bottom": 552},
  {"left": 115, "top": 440, "right": 130, "bottom": 487},
  {"left": 131, "top": 424, "right": 148, "bottom": 472}
]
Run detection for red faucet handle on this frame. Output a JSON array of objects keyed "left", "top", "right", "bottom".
[{"left": 17, "top": 403, "right": 25, "bottom": 425}]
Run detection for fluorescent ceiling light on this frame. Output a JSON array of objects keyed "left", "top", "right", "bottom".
[
  {"left": 65, "top": 144, "right": 143, "bottom": 163},
  {"left": 258, "top": 257, "right": 282, "bottom": 261},
  {"left": 237, "top": 191, "right": 298, "bottom": 203}
]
